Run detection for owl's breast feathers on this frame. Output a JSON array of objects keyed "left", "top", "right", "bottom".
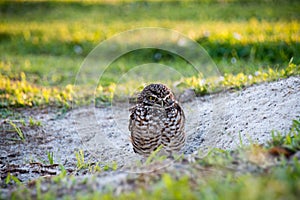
[{"left": 129, "top": 102, "right": 185, "bottom": 156}]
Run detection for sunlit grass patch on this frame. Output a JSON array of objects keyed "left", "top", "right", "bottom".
[
  {"left": 0, "top": 72, "right": 73, "bottom": 107},
  {"left": 1, "top": 62, "right": 299, "bottom": 108},
  {"left": 182, "top": 62, "right": 300, "bottom": 94}
]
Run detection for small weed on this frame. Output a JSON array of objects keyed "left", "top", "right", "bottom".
[
  {"left": 5, "top": 173, "right": 22, "bottom": 186},
  {"left": 9, "top": 120, "right": 25, "bottom": 141},
  {"left": 59, "top": 165, "right": 67, "bottom": 177},
  {"left": 47, "top": 151, "right": 54, "bottom": 165},
  {"left": 102, "top": 161, "right": 118, "bottom": 171},
  {"left": 291, "top": 119, "right": 300, "bottom": 133},
  {"left": 145, "top": 145, "right": 165, "bottom": 165},
  {"left": 29, "top": 116, "right": 42, "bottom": 127},
  {"left": 53, "top": 165, "right": 67, "bottom": 184},
  {"left": 75, "top": 150, "right": 89, "bottom": 170},
  {"left": 20, "top": 119, "right": 26, "bottom": 126},
  {"left": 89, "top": 162, "right": 101, "bottom": 173},
  {"left": 268, "top": 119, "right": 300, "bottom": 151},
  {"left": 269, "top": 130, "right": 285, "bottom": 146},
  {"left": 238, "top": 131, "right": 244, "bottom": 147},
  {"left": 75, "top": 150, "right": 118, "bottom": 172},
  {"left": 94, "top": 164, "right": 101, "bottom": 172}
]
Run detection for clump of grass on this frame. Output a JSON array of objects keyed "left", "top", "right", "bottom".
[
  {"left": 53, "top": 165, "right": 67, "bottom": 183},
  {"left": 9, "top": 120, "right": 25, "bottom": 141},
  {"left": 47, "top": 152, "right": 54, "bottom": 165},
  {"left": 75, "top": 150, "right": 89, "bottom": 170},
  {"left": 89, "top": 162, "right": 102, "bottom": 173},
  {"left": 5, "top": 173, "right": 22, "bottom": 186},
  {"left": 29, "top": 116, "right": 42, "bottom": 127},
  {"left": 102, "top": 161, "right": 118, "bottom": 171},
  {"left": 75, "top": 150, "right": 118, "bottom": 172},
  {"left": 268, "top": 119, "right": 300, "bottom": 151},
  {"left": 144, "top": 145, "right": 170, "bottom": 165}
]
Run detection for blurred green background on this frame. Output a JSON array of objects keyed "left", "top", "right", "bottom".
[{"left": 0, "top": 0, "right": 299, "bottom": 106}]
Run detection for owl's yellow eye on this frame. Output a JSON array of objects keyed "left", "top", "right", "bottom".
[{"left": 148, "top": 96, "right": 156, "bottom": 101}]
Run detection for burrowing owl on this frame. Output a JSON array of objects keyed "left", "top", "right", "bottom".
[{"left": 129, "top": 83, "right": 185, "bottom": 156}]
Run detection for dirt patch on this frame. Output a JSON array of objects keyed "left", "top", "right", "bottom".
[
  {"left": 186, "top": 76, "right": 300, "bottom": 153},
  {"left": 1, "top": 77, "right": 299, "bottom": 192}
]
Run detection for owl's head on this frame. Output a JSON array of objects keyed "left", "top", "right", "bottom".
[{"left": 138, "top": 84, "right": 176, "bottom": 108}]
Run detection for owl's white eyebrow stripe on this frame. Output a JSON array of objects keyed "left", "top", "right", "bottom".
[
  {"left": 163, "top": 94, "right": 171, "bottom": 100},
  {"left": 149, "top": 94, "right": 158, "bottom": 98}
]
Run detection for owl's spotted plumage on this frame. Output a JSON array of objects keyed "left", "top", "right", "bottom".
[{"left": 129, "top": 84, "right": 185, "bottom": 156}]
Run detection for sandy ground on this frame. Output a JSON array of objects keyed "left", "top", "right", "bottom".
[{"left": 1, "top": 76, "right": 299, "bottom": 185}]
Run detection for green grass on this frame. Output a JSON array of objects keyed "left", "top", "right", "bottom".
[
  {"left": 47, "top": 152, "right": 54, "bottom": 165},
  {"left": 1, "top": 115, "right": 44, "bottom": 142},
  {"left": 1, "top": 0, "right": 300, "bottom": 107},
  {"left": 183, "top": 61, "right": 300, "bottom": 94},
  {"left": 2, "top": 61, "right": 298, "bottom": 108},
  {"left": 0, "top": 72, "right": 73, "bottom": 107},
  {"left": 75, "top": 150, "right": 89, "bottom": 170},
  {"left": 8, "top": 120, "right": 25, "bottom": 141},
  {"left": 1, "top": 0, "right": 299, "bottom": 88}
]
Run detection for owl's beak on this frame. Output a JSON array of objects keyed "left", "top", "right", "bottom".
[
  {"left": 156, "top": 99, "right": 164, "bottom": 108},
  {"left": 158, "top": 99, "right": 174, "bottom": 108}
]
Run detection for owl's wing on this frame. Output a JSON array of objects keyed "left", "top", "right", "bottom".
[
  {"left": 128, "top": 105, "right": 137, "bottom": 132},
  {"left": 164, "top": 103, "right": 186, "bottom": 152},
  {"left": 176, "top": 103, "right": 185, "bottom": 129}
]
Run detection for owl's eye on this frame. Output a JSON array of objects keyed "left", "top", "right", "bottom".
[{"left": 148, "top": 96, "right": 156, "bottom": 101}]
